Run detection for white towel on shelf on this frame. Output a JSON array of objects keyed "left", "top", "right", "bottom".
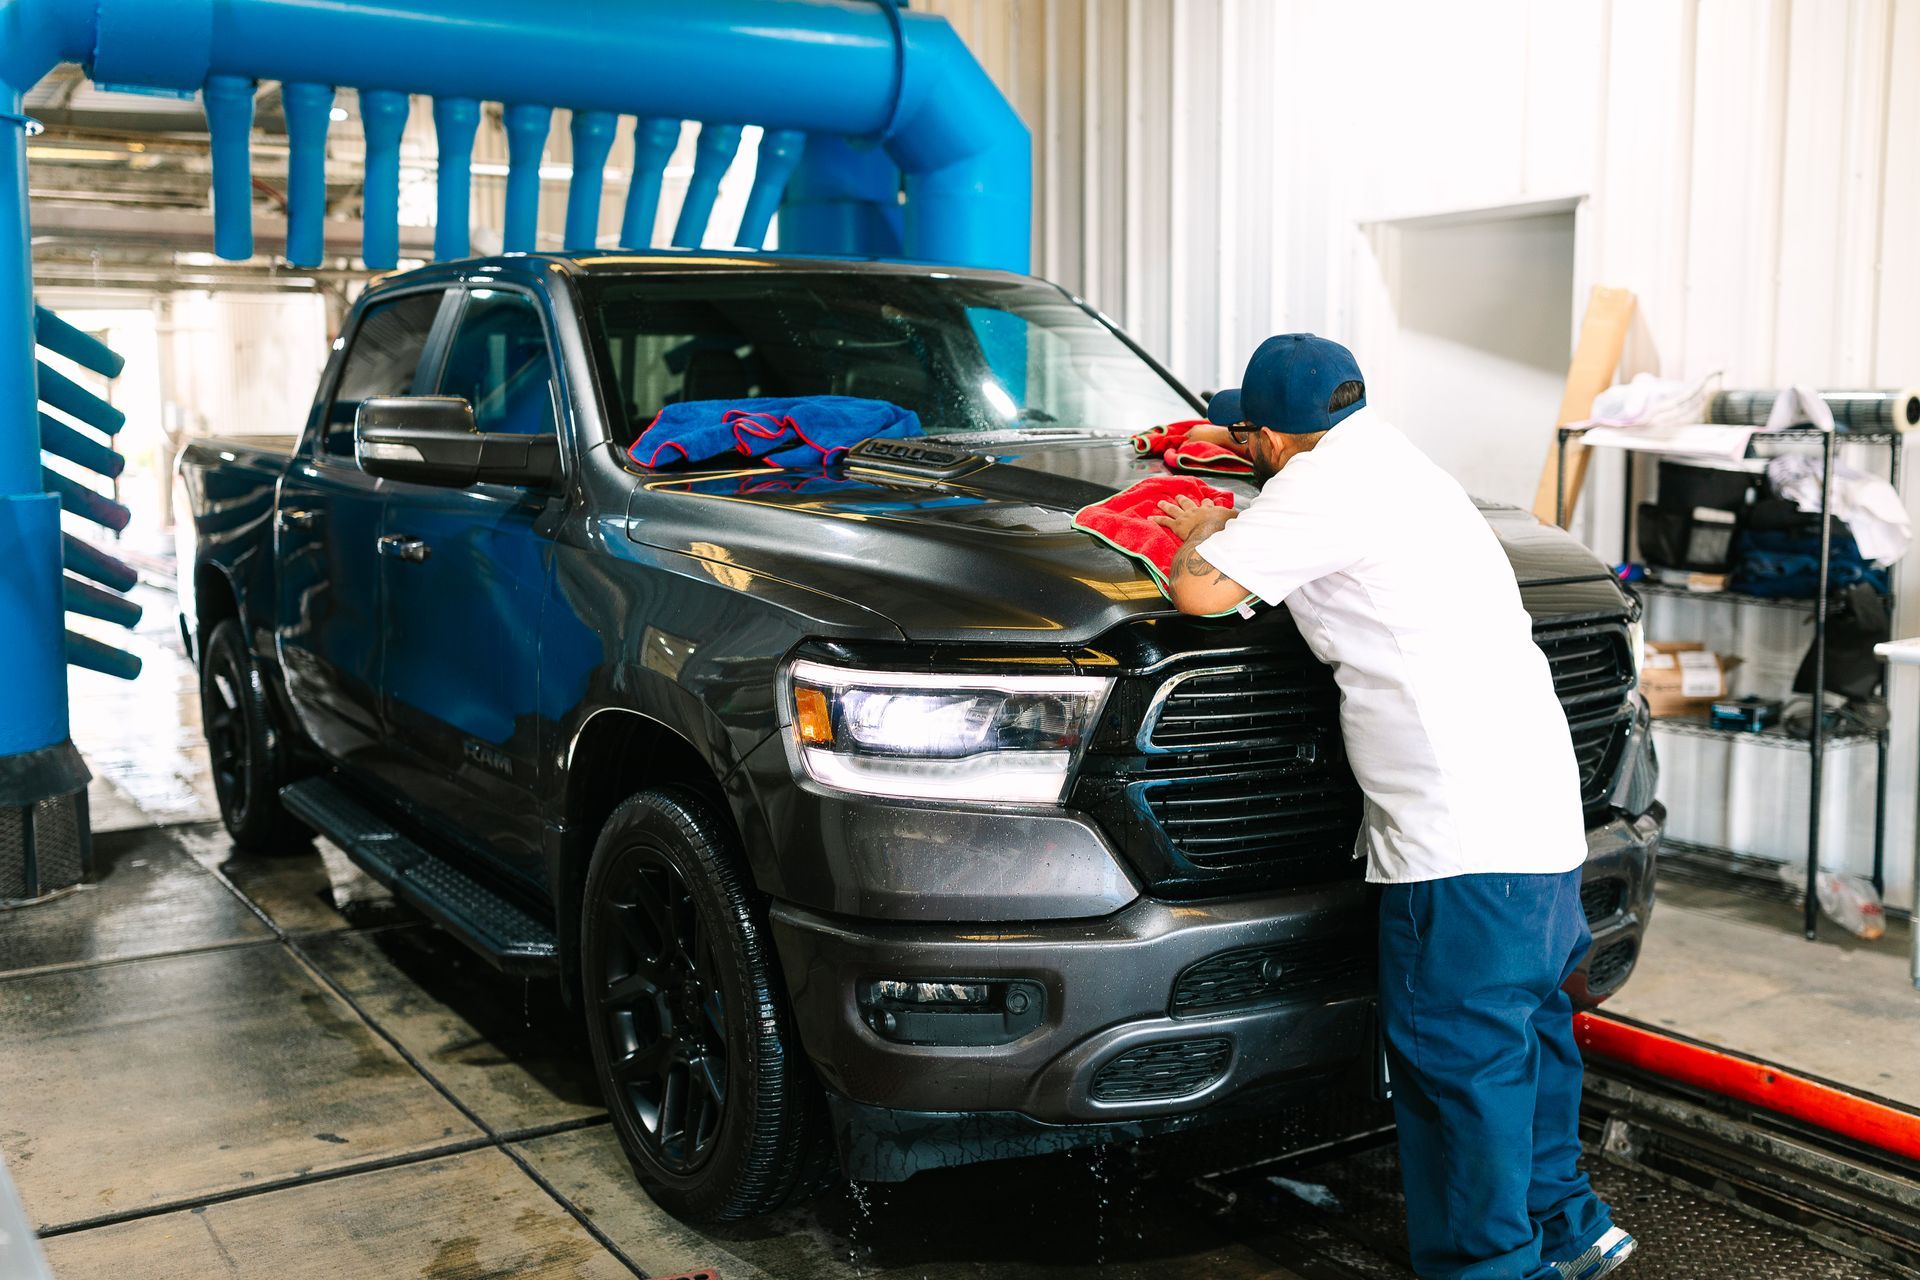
[{"left": 1765, "top": 453, "right": 1911, "bottom": 564}]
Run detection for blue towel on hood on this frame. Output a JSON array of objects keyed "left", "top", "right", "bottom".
[{"left": 628, "top": 396, "right": 922, "bottom": 470}]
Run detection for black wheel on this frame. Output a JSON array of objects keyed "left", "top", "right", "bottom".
[
  {"left": 199, "top": 619, "right": 309, "bottom": 852},
  {"left": 581, "top": 787, "right": 828, "bottom": 1221}
]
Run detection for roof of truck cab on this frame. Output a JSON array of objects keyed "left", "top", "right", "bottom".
[{"left": 363, "top": 249, "right": 1045, "bottom": 292}]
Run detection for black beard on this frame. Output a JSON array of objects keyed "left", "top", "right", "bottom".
[{"left": 1251, "top": 444, "right": 1278, "bottom": 486}]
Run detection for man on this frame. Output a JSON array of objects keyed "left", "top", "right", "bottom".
[{"left": 1151, "top": 334, "right": 1634, "bottom": 1280}]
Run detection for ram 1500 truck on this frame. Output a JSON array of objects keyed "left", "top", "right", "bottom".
[{"left": 176, "top": 253, "right": 1662, "bottom": 1222}]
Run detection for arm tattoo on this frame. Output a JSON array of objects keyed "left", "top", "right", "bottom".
[{"left": 1171, "top": 537, "right": 1231, "bottom": 586}]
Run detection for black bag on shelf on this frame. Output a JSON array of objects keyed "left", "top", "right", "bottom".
[
  {"left": 1655, "top": 460, "right": 1759, "bottom": 513},
  {"left": 1637, "top": 501, "right": 1739, "bottom": 572},
  {"left": 1792, "top": 581, "right": 1890, "bottom": 702}
]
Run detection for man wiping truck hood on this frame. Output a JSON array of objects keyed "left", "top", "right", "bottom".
[{"left": 1150, "top": 333, "right": 1639, "bottom": 1280}]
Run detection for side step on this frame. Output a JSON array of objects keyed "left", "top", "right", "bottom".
[{"left": 281, "top": 777, "right": 559, "bottom": 976}]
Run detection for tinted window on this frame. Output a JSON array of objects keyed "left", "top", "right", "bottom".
[
  {"left": 436, "top": 289, "right": 558, "bottom": 438},
  {"left": 586, "top": 273, "right": 1197, "bottom": 448},
  {"left": 325, "top": 290, "right": 444, "bottom": 457}
]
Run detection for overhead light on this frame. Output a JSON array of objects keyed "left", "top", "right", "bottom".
[
  {"left": 27, "top": 146, "right": 129, "bottom": 162},
  {"left": 329, "top": 107, "right": 348, "bottom": 122}
]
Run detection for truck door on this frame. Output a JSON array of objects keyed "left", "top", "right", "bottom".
[
  {"left": 275, "top": 287, "right": 451, "bottom": 771},
  {"left": 377, "top": 286, "right": 560, "bottom": 873}
]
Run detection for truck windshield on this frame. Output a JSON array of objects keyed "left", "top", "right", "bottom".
[{"left": 585, "top": 272, "right": 1198, "bottom": 447}]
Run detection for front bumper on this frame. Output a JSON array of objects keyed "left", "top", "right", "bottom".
[
  {"left": 771, "top": 801, "right": 1663, "bottom": 1180},
  {"left": 1569, "top": 803, "right": 1663, "bottom": 1005}
]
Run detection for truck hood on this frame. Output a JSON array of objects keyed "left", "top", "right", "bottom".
[{"left": 624, "top": 436, "right": 1619, "bottom": 644}]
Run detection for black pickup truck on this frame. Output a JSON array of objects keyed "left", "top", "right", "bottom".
[{"left": 176, "top": 252, "right": 1661, "bottom": 1221}]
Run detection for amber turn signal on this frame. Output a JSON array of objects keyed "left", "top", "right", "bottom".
[{"left": 794, "top": 684, "right": 833, "bottom": 745}]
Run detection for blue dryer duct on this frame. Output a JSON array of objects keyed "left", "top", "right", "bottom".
[{"left": 0, "top": 0, "right": 1030, "bottom": 846}]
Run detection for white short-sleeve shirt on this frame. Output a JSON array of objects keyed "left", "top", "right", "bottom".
[{"left": 1197, "top": 407, "right": 1587, "bottom": 884}]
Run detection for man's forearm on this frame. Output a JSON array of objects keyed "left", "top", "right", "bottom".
[
  {"left": 1167, "top": 520, "right": 1249, "bottom": 613},
  {"left": 1169, "top": 528, "right": 1229, "bottom": 588}
]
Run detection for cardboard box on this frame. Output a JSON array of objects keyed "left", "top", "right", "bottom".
[{"left": 1642, "top": 641, "right": 1740, "bottom": 719}]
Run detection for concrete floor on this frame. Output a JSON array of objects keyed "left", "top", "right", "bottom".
[{"left": 9, "top": 583, "right": 1915, "bottom": 1278}]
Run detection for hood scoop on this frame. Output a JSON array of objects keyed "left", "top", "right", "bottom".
[{"left": 842, "top": 436, "right": 989, "bottom": 481}]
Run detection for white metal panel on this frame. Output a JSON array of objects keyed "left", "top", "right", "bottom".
[
  {"left": 1875, "top": 0, "right": 1920, "bottom": 385},
  {"left": 1681, "top": 0, "right": 1790, "bottom": 386},
  {"left": 1774, "top": 0, "right": 1858, "bottom": 383}
]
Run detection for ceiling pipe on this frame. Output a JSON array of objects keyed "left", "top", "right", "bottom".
[
  {"left": 501, "top": 103, "right": 550, "bottom": 253},
  {"left": 280, "top": 81, "right": 332, "bottom": 267},
  {"left": 53, "top": 0, "right": 1028, "bottom": 270},
  {"left": 672, "top": 123, "right": 743, "bottom": 250},
  {"left": 620, "top": 117, "right": 681, "bottom": 250}
]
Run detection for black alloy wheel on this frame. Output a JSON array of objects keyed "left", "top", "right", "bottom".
[
  {"left": 599, "top": 846, "right": 730, "bottom": 1173},
  {"left": 198, "top": 619, "right": 309, "bottom": 852},
  {"left": 581, "top": 787, "right": 828, "bottom": 1221}
]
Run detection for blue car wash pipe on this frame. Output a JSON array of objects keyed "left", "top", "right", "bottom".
[
  {"left": 502, "top": 103, "right": 550, "bottom": 253},
  {"left": 736, "top": 128, "right": 805, "bottom": 249},
  {"left": 672, "top": 123, "right": 742, "bottom": 249},
  {"left": 564, "top": 110, "right": 616, "bottom": 251},
  {"left": 359, "top": 88, "right": 409, "bottom": 270},
  {"left": 621, "top": 116, "right": 681, "bottom": 249},
  {"left": 432, "top": 96, "right": 480, "bottom": 260},
  {"left": 780, "top": 135, "right": 905, "bottom": 259},
  {"left": 202, "top": 75, "right": 255, "bottom": 261},
  {"left": 35, "top": 305, "right": 124, "bottom": 378},
  {"left": 282, "top": 82, "right": 333, "bottom": 268},
  {"left": 80, "top": 0, "right": 1028, "bottom": 269}
]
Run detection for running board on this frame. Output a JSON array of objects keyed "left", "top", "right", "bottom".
[{"left": 280, "top": 777, "right": 559, "bottom": 976}]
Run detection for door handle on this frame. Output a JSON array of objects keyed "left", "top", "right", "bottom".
[
  {"left": 279, "top": 507, "right": 321, "bottom": 530},
  {"left": 377, "top": 534, "right": 431, "bottom": 563}
]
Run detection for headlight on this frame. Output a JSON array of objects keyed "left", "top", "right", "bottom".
[
  {"left": 1626, "top": 619, "right": 1645, "bottom": 682},
  {"left": 784, "top": 659, "right": 1112, "bottom": 804}
]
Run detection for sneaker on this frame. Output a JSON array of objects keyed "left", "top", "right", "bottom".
[{"left": 1550, "top": 1226, "right": 1636, "bottom": 1280}]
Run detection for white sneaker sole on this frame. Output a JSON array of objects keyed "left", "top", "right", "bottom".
[{"left": 1555, "top": 1233, "right": 1636, "bottom": 1280}]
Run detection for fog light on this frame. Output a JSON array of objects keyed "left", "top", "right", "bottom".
[
  {"left": 859, "top": 977, "right": 1045, "bottom": 1047},
  {"left": 874, "top": 980, "right": 987, "bottom": 1005}
]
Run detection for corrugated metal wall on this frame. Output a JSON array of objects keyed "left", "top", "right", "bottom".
[
  {"left": 926, "top": 0, "right": 1917, "bottom": 392},
  {"left": 926, "top": 0, "right": 1920, "bottom": 908}
]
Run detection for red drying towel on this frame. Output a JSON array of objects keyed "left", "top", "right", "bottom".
[
  {"left": 1165, "top": 439, "right": 1254, "bottom": 476},
  {"left": 1071, "top": 475, "right": 1240, "bottom": 598},
  {"left": 1130, "top": 418, "right": 1209, "bottom": 457}
]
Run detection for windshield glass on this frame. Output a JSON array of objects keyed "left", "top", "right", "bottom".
[{"left": 585, "top": 271, "right": 1196, "bottom": 448}]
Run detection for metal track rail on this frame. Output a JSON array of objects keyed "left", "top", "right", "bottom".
[{"left": 1185, "top": 1065, "right": 1919, "bottom": 1279}]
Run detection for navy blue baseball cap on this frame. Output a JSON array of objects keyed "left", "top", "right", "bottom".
[{"left": 1206, "top": 333, "right": 1366, "bottom": 434}]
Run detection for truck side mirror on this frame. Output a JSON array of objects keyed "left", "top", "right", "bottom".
[{"left": 355, "top": 396, "right": 560, "bottom": 489}]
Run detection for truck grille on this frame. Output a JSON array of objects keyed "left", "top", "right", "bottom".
[
  {"left": 1145, "top": 663, "right": 1334, "bottom": 751},
  {"left": 1138, "top": 757, "right": 1361, "bottom": 873},
  {"left": 1535, "top": 620, "right": 1635, "bottom": 810},
  {"left": 1074, "top": 612, "right": 1635, "bottom": 898}
]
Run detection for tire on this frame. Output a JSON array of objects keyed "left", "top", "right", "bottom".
[
  {"left": 581, "top": 787, "right": 829, "bottom": 1221},
  {"left": 199, "top": 619, "right": 309, "bottom": 852}
]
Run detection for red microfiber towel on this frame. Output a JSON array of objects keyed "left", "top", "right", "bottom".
[
  {"left": 1130, "top": 418, "right": 1209, "bottom": 457},
  {"left": 1165, "top": 439, "right": 1255, "bottom": 477},
  {"left": 1071, "top": 475, "right": 1240, "bottom": 597}
]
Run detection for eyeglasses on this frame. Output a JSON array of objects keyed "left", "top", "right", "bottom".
[{"left": 1228, "top": 423, "right": 1255, "bottom": 445}]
